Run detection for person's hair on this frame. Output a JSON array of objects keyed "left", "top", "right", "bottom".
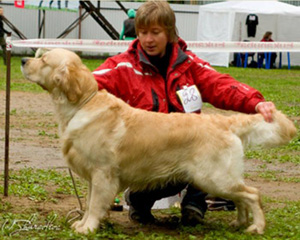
[
  {"left": 263, "top": 31, "right": 273, "bottom": 39},
  {"left": 135, "top": 0, "right": 178, "bottom": 43}
]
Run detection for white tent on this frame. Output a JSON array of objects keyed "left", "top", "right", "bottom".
[{"left": 197, "top": 0, "right": 300, "bottom": 67}]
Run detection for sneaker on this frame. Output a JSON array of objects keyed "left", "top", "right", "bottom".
[
  {"left": 181, "top": 205, "right": 205, "bottom": 226},
  {"left": 128, "top": 206, "right": 155, "bottom": 224},
  {"left": 125, "top": 189, "right": 155, "bottom": 224}
]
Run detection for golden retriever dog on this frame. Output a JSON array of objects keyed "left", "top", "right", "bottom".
[{"left": 21, "top": 48, "right": 297, "bottom": 234}]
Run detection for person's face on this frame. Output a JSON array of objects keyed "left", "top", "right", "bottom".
[
  {"left": 138, "top": 24, "right": 168, "bottom": 58},
  {"left": 0, "top": 8, "right": 3, "bottom": 16}
]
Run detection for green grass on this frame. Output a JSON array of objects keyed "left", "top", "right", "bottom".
[
  {"left": 0, "top": 168, "right": 87, "bottom": 201},
  {"left": 0, "top": 167, "right": 299, "bottom": 240},
  {"left": 258, "top": 170, "right": 299, "bottom": 183}
]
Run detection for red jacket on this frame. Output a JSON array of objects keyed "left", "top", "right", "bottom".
[
  {"left": 261, "top": 38, "right": 274, "bottom": 42},
  {"left": 93, "top": 38, "right": 265, "bottom": 114}
]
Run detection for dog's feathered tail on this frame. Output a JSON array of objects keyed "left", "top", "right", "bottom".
[{"left": 229, "top": 110, "right": 297, "bottom": 148}]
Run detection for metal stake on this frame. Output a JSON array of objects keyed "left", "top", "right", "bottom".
[{"left": 4, "top": 33, "right": 12, "bottom": 197}]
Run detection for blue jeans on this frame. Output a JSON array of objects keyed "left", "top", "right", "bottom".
[{"left": 127, "top": 183, "right": 208, "bottom": 215}]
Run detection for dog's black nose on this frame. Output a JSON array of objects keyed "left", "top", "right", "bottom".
[{"left": 21, "top": 58, "right": 28, "bottom": 66}]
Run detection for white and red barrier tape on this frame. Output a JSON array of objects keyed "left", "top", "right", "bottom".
[{"left": 11, "top": 39, "right": 300, "bottom": 53}]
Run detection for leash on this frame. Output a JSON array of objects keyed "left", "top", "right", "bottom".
[
  {"left": 77, "top": 91, "right": 97, "bottom": 109},
  {"left": 65, "top": 168, "right": 84, "bottom": 224},
  {"left": 65, "top": 90, "right": 96, "bottom": 224},
  {"left": 65, "top": 92, "right": 97, "bottom": 224}
]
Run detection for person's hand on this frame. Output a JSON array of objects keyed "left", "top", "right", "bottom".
[{"left": 255, "top": 101, "right": 276, "bottom": 123}]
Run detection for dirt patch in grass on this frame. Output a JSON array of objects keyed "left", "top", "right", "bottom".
[{"left": 0, "top": 91, "right": 299, "bottom": 234}]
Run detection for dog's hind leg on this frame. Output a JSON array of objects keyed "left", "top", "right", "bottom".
[
  {"left": 228, "top": 185, "right": 265, "bottom": 234},
  {"left": 230, "top": 200, "right": 248, "bottom": 227},
  {"left": 74, "top": 168, "right": 119, "bottom": 234},
  {"left": 190, "top": 170, "right": 264, "bottom": 233},
  {"left": 242, "top": 186, "right": 265, "bottom": 234}
]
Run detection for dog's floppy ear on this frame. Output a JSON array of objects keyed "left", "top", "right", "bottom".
[{"left": 54, "top": 63, "right": 82, "bottom": 103}]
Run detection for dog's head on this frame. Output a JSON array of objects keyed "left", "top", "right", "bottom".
[{"left": 21, "top": 48, "right": 97, "bottom": 103}]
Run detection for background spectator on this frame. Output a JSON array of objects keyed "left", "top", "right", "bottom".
[
  {"left": 0, "top": 7, "right": 10, "bottom": 65},
  {"left": 119, "top": 8, "right": 136, "bottom": 40},
  {"left": 259, "top": 31, "right": 277, "bottom": 68}
]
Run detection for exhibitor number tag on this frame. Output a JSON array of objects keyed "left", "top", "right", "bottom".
[{"left": 176, "top": 85, "right": 202, "bottom": 113}]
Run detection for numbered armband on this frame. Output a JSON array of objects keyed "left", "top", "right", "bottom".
[{"left": 176, "top": 85, "right": 202, "bottom": 113}]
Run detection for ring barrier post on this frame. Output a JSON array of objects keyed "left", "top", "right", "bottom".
[{"left": 4, "top": 33, "right": 12, "bottom": 197}]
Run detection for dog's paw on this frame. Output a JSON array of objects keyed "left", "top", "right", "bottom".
[
  {"left": 73, "top": 218, "right": 99, "bottom": 235},
  {"left": 230, "top": 219, "right": 247, "bottom": 228},
  {"left": 245, "top": 224, "right": 264, "bottom": 234},
  {"left": 230, "top": 220, "right": 242, "bottom": 227},
  {"left": 71, "top": 220, "right": 84, "bottom": 229},
  {"left": 74, "top": 225, "right": 97, "bottom": 235}
]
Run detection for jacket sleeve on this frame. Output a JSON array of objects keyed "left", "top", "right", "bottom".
[
  {"left": 92, "top": 58, "right": 121, "bottom": 97},
  {"left": 189, "top": 53, "right": 265, "bottom": 114},
  {"left": 92, "top": 54, "right": 137, "bottom": 101}
]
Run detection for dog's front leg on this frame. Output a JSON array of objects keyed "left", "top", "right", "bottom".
[
  {"left": 71, "top": 182, "right": 92, "bottom": 230},
  {"left": 74, "top": 169, "right": 119, "bottom": 234}
]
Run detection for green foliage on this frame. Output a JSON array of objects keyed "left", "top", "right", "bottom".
[
  {"left": 258, "top": 170, "right": 300, "bottom": 183},
  {"left": 0, "top": 200, "right": 299, "bottom": 239},
  {"left": 0, "top": 168, "right": 298, "bottom": 239},
  {"left": 38, "top": 130, "right": 59, "bottom": 139},
  {"left": 0, "top": 168, "right": 87, "bottom": 200}
]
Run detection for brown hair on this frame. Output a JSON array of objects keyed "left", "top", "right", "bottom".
[
  {"left": 135, "top": 0, "right": 178, "bottom": 43},
  {"left": 263, "top": 31, "right": 273, "bottom": 39}
]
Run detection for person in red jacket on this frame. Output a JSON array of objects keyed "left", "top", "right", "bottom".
[{"left": 93, "top": 1, "right": 276, "bottom": 226}]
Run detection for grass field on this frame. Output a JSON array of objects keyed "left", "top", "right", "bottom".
[{"left": 0, "top": 55, "right": 299, "bottom": 239}]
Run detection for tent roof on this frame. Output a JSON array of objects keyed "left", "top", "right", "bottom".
[{"left": 199, "top": 0, "right": 300, "bottom": 15}]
